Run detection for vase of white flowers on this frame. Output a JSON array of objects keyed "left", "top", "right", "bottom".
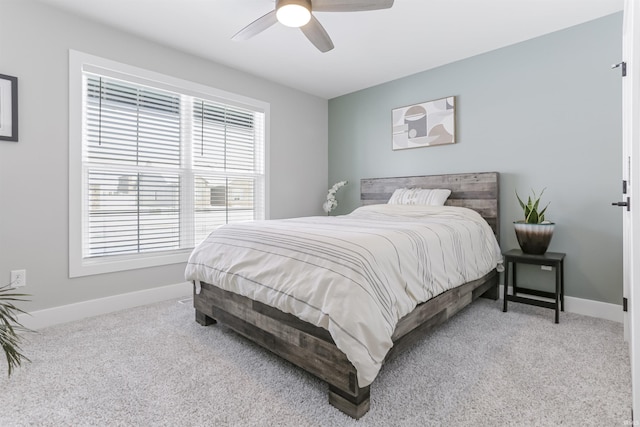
[{"left": 323, "top": 181, "right": 348, "bottom": 215}]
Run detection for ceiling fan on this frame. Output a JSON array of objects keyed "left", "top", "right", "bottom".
[{"left": 232, "top": 0, "right": 395, "bottom": 53}]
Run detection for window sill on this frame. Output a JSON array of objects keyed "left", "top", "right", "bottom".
[{"left": 69, "top": 250, "right": 191, "bottom": 278}]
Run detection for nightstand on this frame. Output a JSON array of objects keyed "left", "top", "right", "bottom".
[{"left": 502, "top": 249, "right": 566, "bottom": 323}]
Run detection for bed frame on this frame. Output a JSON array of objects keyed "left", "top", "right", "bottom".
[{"left": 193, "top": 171, "right": 500, "bottom": 419}]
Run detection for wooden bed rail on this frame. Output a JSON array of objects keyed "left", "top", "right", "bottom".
[{"left": 194, "top": 269, "right": 498, "bottom": 419}]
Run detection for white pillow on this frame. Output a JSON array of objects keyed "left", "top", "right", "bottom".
[{"left": 387, "top": 188, "right": 452, "bottom": 206}]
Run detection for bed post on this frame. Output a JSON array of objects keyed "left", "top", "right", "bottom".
[
  {"left": 194, "top": 281, "right": 217, "bottom": 326},
  {"left": 328, "top": 379, "right": 371, "bottom": 419},
  {"left": 480, "top": 282, "right": 499, "bottom": 300},
  {"left": 195, "top": 309, "right": 216, "bottom": 326}
]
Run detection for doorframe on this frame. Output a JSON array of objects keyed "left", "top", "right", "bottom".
[{"left": 625, "top": 0, "right": 640, "bottom": 418}]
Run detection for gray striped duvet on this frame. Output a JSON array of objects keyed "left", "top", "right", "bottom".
[{"left": 185, "top": 204, "right": 502, "bottom": 386}]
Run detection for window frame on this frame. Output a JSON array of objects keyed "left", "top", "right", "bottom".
[{"left": 69, "top": 50, "right": 270, "bottom": 278}]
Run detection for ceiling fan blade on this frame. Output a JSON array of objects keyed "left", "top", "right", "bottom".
[
  {"left": 232, "top": 10, "right": 278, "bottom": 41},
  {"left": 300, "top": 15, "right": 334, "bottom": 53},
  {"left": 312, "top": 0, "right": 394, "bottom": 12}
]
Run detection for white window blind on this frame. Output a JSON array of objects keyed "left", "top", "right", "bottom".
[
  {"left": 72, "top": 54, "right": 267, "bottom": 276},
  {"left": 85, "top": 77, "right": 182, "bottom": 258},
  {"left": 192, "top": 100, "right": 265, "bottom": 243}
]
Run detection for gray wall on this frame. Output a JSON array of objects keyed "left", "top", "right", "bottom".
[
  {"left": 328, "top": 13, "right": 623, "bottom": 305},
  {"left": 0, "top": 0, "right": 328, "bottom": 311}
]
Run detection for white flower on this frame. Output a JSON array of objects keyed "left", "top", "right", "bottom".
[{"left": 323, "top": 181, "right": 348, "bottom": 214}]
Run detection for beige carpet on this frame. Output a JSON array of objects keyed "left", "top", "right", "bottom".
[{"left": 0, "top": 297, "right": 631, "bottom": 426}]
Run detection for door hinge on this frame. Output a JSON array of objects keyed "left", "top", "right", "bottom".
[
  {"left": 612, "top": 61, "right": 627, "bottom": 77},
  {"left": 624, "top": 297, "right": 628, "bottom": 312}
]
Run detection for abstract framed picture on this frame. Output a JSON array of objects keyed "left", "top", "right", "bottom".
[
  {"left": 392, "top": 96, "right": 455, "bottom": 150},
  {"left": 0, "top": 74, "right": 18, "bottom": 142}
]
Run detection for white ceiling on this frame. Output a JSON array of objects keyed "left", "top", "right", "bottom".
[{"left": 36, "top": 0, "right": 623, "bottom": 99}]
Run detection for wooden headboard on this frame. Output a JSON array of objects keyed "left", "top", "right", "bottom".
[{"left": 360, "top": 172, "right": 500, "bottom": 242}]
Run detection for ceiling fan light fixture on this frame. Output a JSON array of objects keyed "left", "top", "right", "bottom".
[{"left": 276, "top": 0, "right": 312, "bottom": 28}]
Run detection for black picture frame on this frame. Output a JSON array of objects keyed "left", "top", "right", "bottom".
[{"left": 0, "top": 74, "right": 18, "bottom": 142}]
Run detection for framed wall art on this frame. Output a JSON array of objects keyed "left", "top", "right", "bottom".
[
  {"left": 392, "top": 96, "right": 455, "bottom": 150},
  {"left": 0, "top": 74, "right": 18, "bottom": 142}
]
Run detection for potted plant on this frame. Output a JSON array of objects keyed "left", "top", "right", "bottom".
[
  {"left": 514, "top": 188, "right": 555, "bottom": 255},
  {"left": 0, "top": 283, "right": 31, "bottom": 376}
]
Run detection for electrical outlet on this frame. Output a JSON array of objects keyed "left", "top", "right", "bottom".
[{"left": 10, "top": 269, "right": 26, "bottom": 288}]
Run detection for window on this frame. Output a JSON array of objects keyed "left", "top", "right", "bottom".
[{"left": 69, "top": 51, "right": 268, "bottom": 277}]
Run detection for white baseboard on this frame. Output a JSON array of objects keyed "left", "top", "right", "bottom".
[
  {"left": 499, "top": 285, "right": 623, "bottom": 323},
  {"left": 563, "top": 295, "right": 623, "bottom": 323},
  {"left": 17, "top": 282, "right": 621, "bottom": 331},
  {"left": 18, "top": 281, "right": 192, "bottom": 330}
]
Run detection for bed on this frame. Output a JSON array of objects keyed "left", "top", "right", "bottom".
[{"left": 186, "top": 171, "right": 501, "bottom": 419}]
